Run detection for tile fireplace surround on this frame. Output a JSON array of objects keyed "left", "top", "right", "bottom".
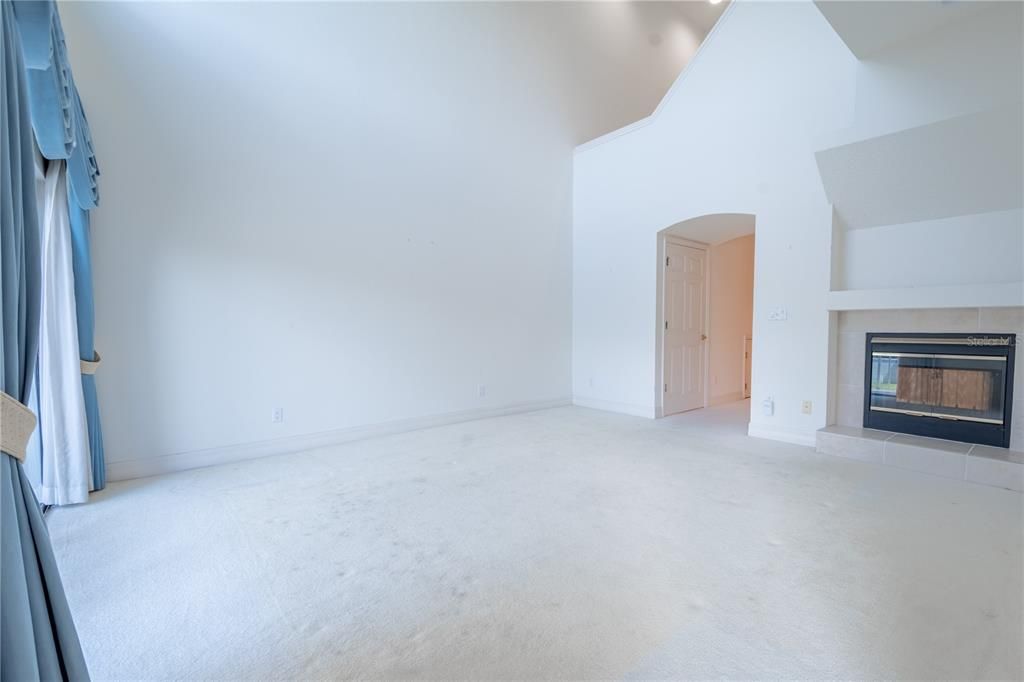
[{"left": 824, "top": 307, "right": 1024, "bottom": 491}]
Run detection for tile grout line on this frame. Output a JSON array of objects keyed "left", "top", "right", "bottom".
[{"left": 881, "top": 432, "right": 897, "bottom": 465}]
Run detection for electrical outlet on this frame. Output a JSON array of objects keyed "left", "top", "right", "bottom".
[
  {"left": 478, "top": 385, "right": 487, "bottom": 398},
  {"left": 272, "top": 407, "right": 284, "bottom": 423},
  {"left": 801, "top": 400, "right": 812, "bottom": 415}
]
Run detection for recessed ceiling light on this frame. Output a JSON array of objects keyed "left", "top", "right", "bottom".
[{"left": 709, "top": 0, "right": 723, "bottom": 4}]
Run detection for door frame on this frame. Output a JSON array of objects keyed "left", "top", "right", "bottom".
[
  {"left": 656, "top": 234, "right": 711, "bottom": 418},
  {"left": 742, "top": 335, "right": 753, "bottom": 398}
]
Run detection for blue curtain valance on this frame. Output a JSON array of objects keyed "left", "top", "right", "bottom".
[
  {"left": 12, "top": 0, "right": 99, "bottom": 209},
  {"left": 66, "top": 92, "right": 99, "bottom": 209}
]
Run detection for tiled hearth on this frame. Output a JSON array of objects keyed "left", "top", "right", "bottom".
[{"left": 816, "top": 425, "right": 1023, "bottom": 491}]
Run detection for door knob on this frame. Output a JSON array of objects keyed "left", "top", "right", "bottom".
[{"left": 701, "top": 334, "right": 707, "bottom": 341}]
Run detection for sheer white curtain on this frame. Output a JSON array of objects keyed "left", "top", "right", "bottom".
[{"left": 24, "top": 151, "right": 91, "bottom": 505}]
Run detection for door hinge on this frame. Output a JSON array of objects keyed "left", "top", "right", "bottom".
[
  {"left": 664, "top": 383, "right": 668, "bottom": 393},
  {"left": 664, "top": 320, "right": 669, "bottom": 330},
  {"left": 665, "top": 256, "right": 670, "bottom": 267}
]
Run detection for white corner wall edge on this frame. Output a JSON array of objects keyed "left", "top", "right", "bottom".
[
  {"left": 105, "top": 398, "right": 572, "bottom": 482},
  {"left": 573, "top": 2, "right": 737, "bottom": 156},
  {"left": 572, "top": 396, "right": 657, "bottom": 419},
  {"left": 828, "top": 282, "right": 1024, "bottom": 311},
  {"left": 747, "top": 423, "right": 817, "bottom": 448}
]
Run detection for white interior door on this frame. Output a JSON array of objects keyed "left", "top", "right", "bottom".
[{"left": 663, "top": 242, "right": 706, "bottom": 415}]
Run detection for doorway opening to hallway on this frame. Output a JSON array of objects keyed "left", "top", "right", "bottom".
[{"left": 656, "top": 214, "right": 756, "bottom": 419}]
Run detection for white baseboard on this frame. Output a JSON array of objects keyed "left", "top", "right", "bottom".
[
  {"left": 747, "top": 423, "right": 817, "bottom": 448},
  {"left": 571, "top": 395, "right": 656, "bottom": 419},
  {"left": 106, "top": 397, "right": 572, "bottom": 482}
]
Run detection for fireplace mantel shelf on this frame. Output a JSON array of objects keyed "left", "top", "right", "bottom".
[{"left": 828, "top": 282, "right": 1024, "bottom": 312}]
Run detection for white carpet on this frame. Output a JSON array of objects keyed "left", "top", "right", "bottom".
[{"left": 47, "top": 401, "right": 1023, "bottom": 679}]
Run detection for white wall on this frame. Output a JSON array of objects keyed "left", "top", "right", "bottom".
[
  {"left": 841, "top": 210, "right": 1024, "bottom": 292},
  {"left": 573, "top": 0, "right": 1022, "bottom": 445},
  {"left": 573, "top": 1, "right": 858, "bottom": 442},
  {"left": 847, "top": 3, "right": 1022, "bottom": 140},
  {"left": 708, "top": 234, "right": 754, "bottom": 404},
  {"left": 59, "top": 1, "right": 712, "bottom": 476},
  {"left": 831, "top": 3, "right": 1024, "bottom": 298}
]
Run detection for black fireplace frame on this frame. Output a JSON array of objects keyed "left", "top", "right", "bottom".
[{"left": 862, "top": 332, "right": 1016, "bottom": 448}]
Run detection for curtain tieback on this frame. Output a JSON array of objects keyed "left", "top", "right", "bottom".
[
  {"left": 81, "top": 351, "right": 101, "bottom": 375},
  {"left": 0, "top": 391, "right": 37, "bottom": 463}
]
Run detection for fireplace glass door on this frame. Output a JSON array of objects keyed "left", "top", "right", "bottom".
[{"left": 869, "top": 352, "right": 1007, "bottom": 425}]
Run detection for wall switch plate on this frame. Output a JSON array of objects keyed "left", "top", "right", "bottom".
[
  {"left": 768, "top": 307, "right": 788, "bottom": 321},
  {"left": 478, "top": 385, "right": 487, "bottom": 398},
  {"left": 272, "top": 407, "right": 284, "bottom": 423},
  {"left": 801, "top": 400, "right": 812, "bottom": 415},
  {"left": 762, "top": 397, "right": 774, "bottom": 417}
]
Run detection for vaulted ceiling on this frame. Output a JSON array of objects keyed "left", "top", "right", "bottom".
[{"left": 59, "top": 1, "right": 726, "bottom": 146}]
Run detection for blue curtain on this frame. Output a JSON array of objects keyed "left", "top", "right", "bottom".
[
  {"left": 68, "top": 190, "right": 103, "bottom": 490},
  {"left": 13, "top": 0, "right": 103, "bottom": 490},
  {"left": 1, "top": 1, "right": 90, "bottom": 677}
]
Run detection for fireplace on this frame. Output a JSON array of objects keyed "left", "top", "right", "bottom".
[{"left": 863, "top": 333, "right": 1016, "bottom": 447}]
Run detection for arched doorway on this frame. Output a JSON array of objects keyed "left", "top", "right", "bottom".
[{"left": 656, "top": 213, "right": 756, "bottom": 418}]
